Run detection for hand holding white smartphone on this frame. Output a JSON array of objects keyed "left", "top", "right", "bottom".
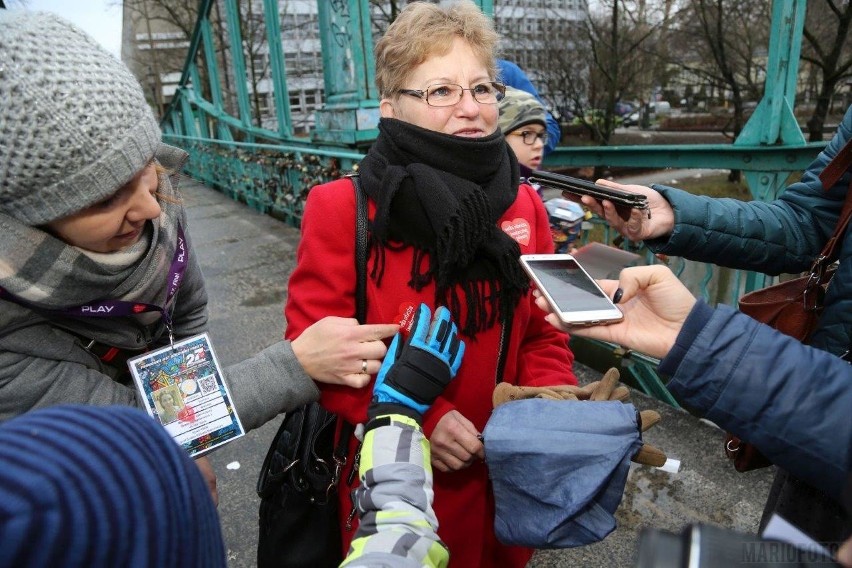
[{"left": 520, "top": 254, "right": 623, "bottom": 326}]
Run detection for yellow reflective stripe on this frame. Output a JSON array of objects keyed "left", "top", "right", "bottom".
[
  {"left": 338, "top": 537, "right": 367, "bottom": 566},
  {"left": 425, "top": 541, "right": 450, "bottom": 568},
  {"left": 358, "top": 414, "right": 424, "bottom": 477}
]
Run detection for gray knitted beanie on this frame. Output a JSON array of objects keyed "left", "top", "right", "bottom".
[
  {"left": 0, "top": 11, "right": 161, "bottom": 226},
  {"left": 498, "top": 86, "right": 546, "bottom": 135}
]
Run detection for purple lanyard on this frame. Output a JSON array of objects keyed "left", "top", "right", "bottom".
[{"left": 1, "top": 225, "right": 189, "bottom": 347}]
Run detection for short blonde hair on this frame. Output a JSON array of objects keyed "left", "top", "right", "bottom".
[{"left": 375, "top": 1, "right": 500, "bottom": 98}]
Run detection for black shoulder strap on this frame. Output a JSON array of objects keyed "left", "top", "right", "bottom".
[
  {"left": 495, "top": 311, "right": 512, "bottom": 385},
  {"left": 333, "top": 174, "right": 368, "bottom": 451},
  {"left": 351, "top": 174, "right": 368, "bottom": 325}
]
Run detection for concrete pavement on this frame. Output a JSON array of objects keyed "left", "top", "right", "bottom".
[{"left": 182, "top": 175, "right": 774, "bottom": 567}]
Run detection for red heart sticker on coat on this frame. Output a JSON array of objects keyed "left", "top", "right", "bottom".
[
  {"left": 132, "top": 304, "right": 147, "bottom": 313},
  {"left": 394, "top": 301, "right": 418, "bottom": 337},
  {"left": 501, "top": 218, "right": 531, "bottom": 246}
]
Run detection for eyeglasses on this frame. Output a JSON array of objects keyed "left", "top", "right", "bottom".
[
  {"left": 511, "top": 130, "right": 548, "bottom": 145},
  {"left": 398, "top": 82, "right": 506, "bottom": 107}
]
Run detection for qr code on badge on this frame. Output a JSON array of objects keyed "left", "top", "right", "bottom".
[{"left": 199, "top": 375, "right": 218, "bottom": 395}]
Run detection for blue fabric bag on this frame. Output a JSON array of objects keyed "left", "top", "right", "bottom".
[{"left": 483, "top": 399, "right": 641, "bottom": 548}]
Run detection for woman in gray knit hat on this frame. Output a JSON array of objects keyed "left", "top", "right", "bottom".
[{"left": 0, "top": 10, "right": 397, "bottom": 484}]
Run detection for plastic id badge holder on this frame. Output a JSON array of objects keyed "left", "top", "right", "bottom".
[{"left": 128, "top": 333, "right": 244, "bottom": 457}]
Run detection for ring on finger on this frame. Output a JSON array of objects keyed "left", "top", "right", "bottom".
[{"left": 361, "top": 359, "right": 368, "bottom": 374}]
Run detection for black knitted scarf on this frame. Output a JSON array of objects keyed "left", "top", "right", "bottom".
[{"left": 358, "top": 118, "right": 529, "bottom": 338}]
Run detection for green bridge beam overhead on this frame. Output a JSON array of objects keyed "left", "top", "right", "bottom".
[
  {"left": 262, "top": 0, "right": 293, "bottom": 138},
  {"left": 223, "top": 0, "right": 254, "bottom": 136},
  {"left": 736, "top": 0, "right": 808, "bottom": 202},
  {"left": 313, "top": 0, "right": 380, "bottom": 146}
]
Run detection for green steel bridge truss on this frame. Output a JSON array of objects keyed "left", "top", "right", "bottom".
[{"left": 162, "top": 0, "right": 826, "bottom": 405}]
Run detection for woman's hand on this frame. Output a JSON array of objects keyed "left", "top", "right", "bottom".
[
  {"left": 838, "top": 534, "right": 852, "bottom": 567},
  {"left": 569, "top": 180, "right": 675, "bottom": 242},
  {"left": 535, "top": 265, "right": 696, "bottom": 359},
  {"left": 429, "top": 410, "right": 485, "bottom": 472},
  {"left": 292, "top": 317, "right": 399, "bottom": 387}
]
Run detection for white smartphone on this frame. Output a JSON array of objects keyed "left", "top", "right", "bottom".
[{"left": 520, "top": 254, "right": 623, "bottom": 325}]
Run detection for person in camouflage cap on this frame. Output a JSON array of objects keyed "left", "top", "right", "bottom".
[{"left": 498, "top": 86, "right": 548, "bottom": 171}]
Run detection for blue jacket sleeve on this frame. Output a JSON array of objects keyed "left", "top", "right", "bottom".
[
  {"left": 644, "top": 104, "right": 852, "bottom": 275},
  {"left": 497, "top": 59, "right": 561, "bottom": 156},
  {"left": 661, "top": 303, "right": 852, "bottom": 499}
]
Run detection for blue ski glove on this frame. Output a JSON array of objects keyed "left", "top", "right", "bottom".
[{"left": 372, "top": 304, "right": 465, "bottom": 416}]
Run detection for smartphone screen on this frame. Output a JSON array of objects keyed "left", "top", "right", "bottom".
[{"left": 520, "top": 254, "right": 623, "bottom": 324}]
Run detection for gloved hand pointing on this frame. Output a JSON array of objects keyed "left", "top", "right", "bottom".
[{"left": 371, "top": 303, "right": 465, "bottom": 418}]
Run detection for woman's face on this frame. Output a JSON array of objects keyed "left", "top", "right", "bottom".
[
  {"left": 380, "top": 37, "right": 498, "bottom": 137},
  {"left": 45, "top": 163, "right": 161, "bottom": 253}
]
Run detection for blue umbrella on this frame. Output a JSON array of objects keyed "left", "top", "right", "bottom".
[{"left": 484, "top": 398, "right": 642, "bottom": 548}]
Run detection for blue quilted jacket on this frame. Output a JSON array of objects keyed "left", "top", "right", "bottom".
[
  {"left": 660, "top": 301, "right": 852, "bottom": 499},
  {"left": 646, "top": 104, "right": 852, "bottom": 357}
]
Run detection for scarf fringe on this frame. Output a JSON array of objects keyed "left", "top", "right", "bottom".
[{"left": 357, "top": 118, "right": 525, "bottom": 339}]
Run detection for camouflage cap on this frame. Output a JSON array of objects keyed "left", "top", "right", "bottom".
[{"left": 498, "top": 86, "right": 546, "bottom": 135}]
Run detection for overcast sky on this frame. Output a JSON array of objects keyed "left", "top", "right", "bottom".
[{"left": 9, "top": 0, "right": 123, "bottom": 58}]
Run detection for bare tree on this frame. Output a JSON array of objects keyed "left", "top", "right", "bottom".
[
  {"left": 801, "top": 0, "right": 852, "bottom": 141},
  {"left": 529, "top": 0, "right": 667, "bottom": 146},
  {"left": 667, "top": 0, "right": 770, "bottom": 144},
  {"left": 369, "top": 0, "right": 404, "bottom": 31},
  {"left": 121, "top": 0, "right": 200, "bottom": 115}
]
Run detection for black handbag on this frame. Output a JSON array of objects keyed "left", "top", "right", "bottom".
[{"left": 256, "top": 175, "right": 369, "bottom": 568}]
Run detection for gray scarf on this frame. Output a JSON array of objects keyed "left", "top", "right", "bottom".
[{"left": 0, "top": 144, "right": 188, "bottom": 316}]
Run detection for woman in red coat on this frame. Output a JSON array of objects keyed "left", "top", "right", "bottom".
[{"left": 284, "top": 2, "right": 576, "bottom": 565}]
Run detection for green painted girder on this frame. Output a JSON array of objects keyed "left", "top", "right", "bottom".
[
  {"left": 166, "top": 134, "right": 365, "bottom": 161},
  {"left": 223, "top": 0, "right": 254, "bottom": 135},
  {"left": 474, "top": 1, "right": 493, "bottom": 16},
  {"left": 171, "top": 0, "right": 215, "bottom": 89},
  {"left": 737, "top": 1, "right": 807, "bottom": 203},
  {"left": 199, "top": 17, "right": 233, "bottom": 141},
  {"left": 262, "top": 0, "right": 292, "bottom": 137},
  {"left": 313, "top": 0, "right": 380, "bottom": 146}
]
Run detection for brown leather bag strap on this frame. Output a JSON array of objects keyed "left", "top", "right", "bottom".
[
  {"left": 814, "top": 138, "right": 852, "bottom": 264},
  {"left": 817, "top": 182, "right": 852, "bottom": 265},
  {"left": 819, "top": 137, "right": 852, "bottom": 189},
  {"left": 812, "top": 201, "right": 852, "bottom": 271}
]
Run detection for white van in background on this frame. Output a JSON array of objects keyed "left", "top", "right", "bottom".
[
  {"left": 651, "top": 101, "right": 671, "bottom": 116},
  {"left": 622, "top": 101, "right": 671, "bottom": 127}
]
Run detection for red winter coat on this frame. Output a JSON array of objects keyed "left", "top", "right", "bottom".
[{"left": 285, "top": 177, "right": 577, "bottom": 567}]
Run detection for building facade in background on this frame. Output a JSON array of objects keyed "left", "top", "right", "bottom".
[
  {"left": 121, "top": 0, "right": 586, "bottom": 134},
  {"left": 494, "top": 0, "right": 587, "bottom": 84}
]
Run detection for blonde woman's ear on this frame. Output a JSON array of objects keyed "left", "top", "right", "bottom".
[{"left": 380, "top": 98, "right": 397, "bottom": 118}]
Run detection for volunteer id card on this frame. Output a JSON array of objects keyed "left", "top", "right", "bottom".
[{"left": 128, "top": 333, "right": 244, "bottom": 457}]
